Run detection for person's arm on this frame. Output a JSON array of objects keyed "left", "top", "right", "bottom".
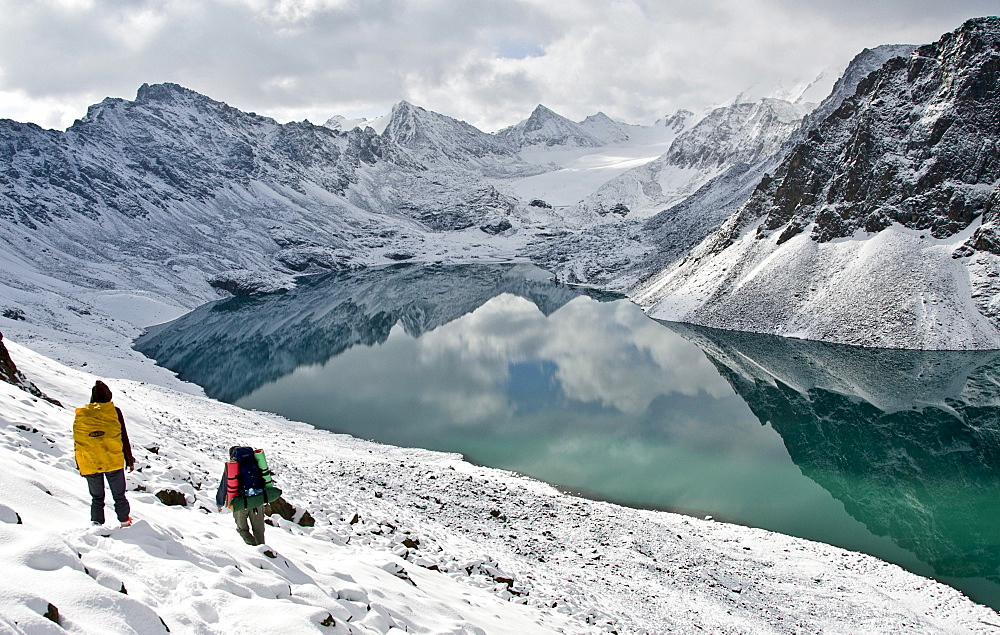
[
  {"left": 116, "top": 407, "right": 135, "bottom": 471},
  {"left": 216, "top": 470, "right": 227, "bottom": 510}
]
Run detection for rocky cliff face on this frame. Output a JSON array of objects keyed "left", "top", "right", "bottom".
[
  {"left": 0, "top": 333, "right": 59, "bottom": 405},
  {"left": 635, "top": 18, "right": 1000, "bottom": 349},
  {"left": 741, "top": 21, "right": 999, "bottom": 245}
]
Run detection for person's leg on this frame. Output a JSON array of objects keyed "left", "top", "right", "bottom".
[
  {"left": 105, "top": 469, "right": 131, "bottom": 522},
  {"left": 248, "top": 506, "right": 266, "bottom": 545},
  {"left": 233, "top": 508, "right": 255, "bottom": 545},
  {"left": 84, "top": 473, "right": 106, "bottom": 523}
]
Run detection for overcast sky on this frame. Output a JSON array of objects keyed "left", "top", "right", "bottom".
[{"left": 0, "top": 0, "right": 997, "bottom": 132}]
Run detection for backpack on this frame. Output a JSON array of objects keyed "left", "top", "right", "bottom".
[
  {"left": 73, "top": 402, "right": 124, "bottom": 476},
  {"left": 228, "top": 446, "right": 266, "bottom": 499},
  {"left": 225, "top": 447, "right": 282, "bottom": 510}
]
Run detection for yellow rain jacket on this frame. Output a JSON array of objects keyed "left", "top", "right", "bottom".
[{"left": 73, "top": 402, "right": 124, "bottom": 475}]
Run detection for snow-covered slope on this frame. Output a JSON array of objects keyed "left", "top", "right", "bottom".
[
  {"left": 633, "top": 17, "right": 1000, "bottom": 349},
  {"left": 576, "top": 112, "right": 631, "bottom": 145}
]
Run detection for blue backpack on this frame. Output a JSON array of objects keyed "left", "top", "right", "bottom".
[{"left": 232, "top": 446, "right": 265, "bottom": 497}]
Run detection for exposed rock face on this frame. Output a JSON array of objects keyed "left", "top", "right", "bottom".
[
  {"left": 739, "top": 21, "right": 1000, "bottom": 245},
  {"left": 0, "top": 333, "right": 61, "bottom": 405},
  {"left": 656, "top": 109, "right": 694, "bottom": 132},
  {"left": 635, "top": 19, "right": 1000, "bottom": 349},
  {"left": 154, "top": 489, "right": 188, "bottom": 507}
]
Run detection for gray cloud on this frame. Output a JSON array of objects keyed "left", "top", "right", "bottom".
[{"left": 0, "top": 0, "right": 996, "bottom": 131}]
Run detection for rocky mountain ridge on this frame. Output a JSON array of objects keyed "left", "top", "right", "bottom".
[
  {"left": 528, "top": 44, "right": 915, "bottom": 292},
  {"left": 496, "top": 104, "right": 608, "bottom": 149},
  {"left": 633, "top": 18, "right": 1000, "bottom": 349}
]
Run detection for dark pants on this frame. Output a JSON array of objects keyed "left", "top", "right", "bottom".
[
  {"left": 234, "top": 505, "right": 266, "bottom": 545},
  {"left": 84, "top": 469, "right": 130, "bottom": 524}
]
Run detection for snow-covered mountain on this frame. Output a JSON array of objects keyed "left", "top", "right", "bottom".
[
  {"left": 576, "top": 112, "right": 631, "bottom": 145},
  {"left": 380, "top": 101, "right": 539, "bottom": 176},
  {"left": 654, "top": 109, "right": 694, "bottom": 132},
  {"left": 495, "top": 105, "right": 606, "bottom": 149},
  {"left": 0, "top": 83, "right": 562, "bottom": 318},
  {"left": 580, "top": 97, "right": 811, "bottom": 218},
  {"left": 633, "top": 17, "right": 1000, "bottom": 349},
  {"left": 529, "top": 43, "right": 923, "bottom": 293}
]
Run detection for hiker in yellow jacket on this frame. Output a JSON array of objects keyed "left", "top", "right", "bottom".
[{"left": 74, "top": 380, "right": 135, "bottom": 527}]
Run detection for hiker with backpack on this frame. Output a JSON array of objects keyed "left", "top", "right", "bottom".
[
  {"left": 215, "top": 446, "right": 281, "bottom": 546},
  {"left": 73, "top": 380, "right": 135, "bottom": 528}
]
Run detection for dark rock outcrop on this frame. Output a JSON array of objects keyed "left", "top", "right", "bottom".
[
  {"left": 155, "top": 489, "right": 188, "bottom": 506},
  {"left": 727, "top": 18, "right": 1000, "bottom": 247},
  {"left": 0, "top": 333, "right": 61, "bottom": 406}
]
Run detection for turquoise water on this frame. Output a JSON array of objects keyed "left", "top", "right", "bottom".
[{"left": 135, "top": 263, "right": 1000, "bottom": 612}]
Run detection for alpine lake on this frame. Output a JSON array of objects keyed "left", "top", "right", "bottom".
[{"left": 134, "top": 263, "right": 1000, "bottom": 612}]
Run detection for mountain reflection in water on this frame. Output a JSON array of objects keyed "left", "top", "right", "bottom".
[
  {"left": 135, "top": 264, "right": 1000, "bottom": 610},
  {"left": 669, "top": 323, "right": 1000, "bottom": 592}
]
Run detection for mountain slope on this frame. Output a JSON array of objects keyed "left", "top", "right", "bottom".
[
  {"left": 634, "top": 17, "right": 1000, "bottom": 349},
  {"left": 0, "top": 84, "right": 558, "bottom": 318},
  {"left": 579, "top": 98, "right": 811, "bottom": 218},
  {"left": 496, "top": 105, "right": 604, "bottom": 149},
  {"left": 380, "top": 101, "right": 540, "bottom": 176}
]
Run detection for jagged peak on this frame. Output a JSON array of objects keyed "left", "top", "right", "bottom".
[
  {"left": 960, "top": 15, "right": 1000, "bottom": 32},
  {"left": 527, "top": 104, "right": 562, "bottom": 120},
  {"left": 135, "top": 82, "right": 205, "bottom": 104},
  {"left": 581, "top": 111, "right": 615, "bottom": 124},
  {"left": 391, "top": 99, "right": 419, "bottom": 113}
]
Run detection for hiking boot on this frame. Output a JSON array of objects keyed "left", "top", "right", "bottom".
[{"left": 119, "top": 517, "right": 133, "bottom": 528}]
